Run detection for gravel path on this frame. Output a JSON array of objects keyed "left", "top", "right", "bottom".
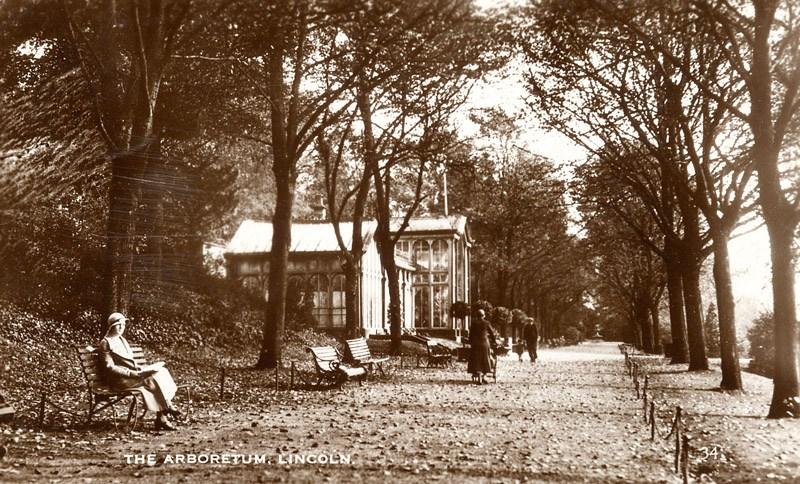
[{"left": 3, "top": 341, "right": 691, "bottom": 483}]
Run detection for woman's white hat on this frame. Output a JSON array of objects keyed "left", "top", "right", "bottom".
[{"left": 107, "top": 312, "right": 128, "bottom": 327}]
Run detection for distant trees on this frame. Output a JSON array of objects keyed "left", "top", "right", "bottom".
[{"left": 447, "top": 108, "right": 588, "bottom": 342}]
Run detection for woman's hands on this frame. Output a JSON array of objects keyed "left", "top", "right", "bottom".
[{"left": 131, "top": 369, "right": 157, "bottom": 379}]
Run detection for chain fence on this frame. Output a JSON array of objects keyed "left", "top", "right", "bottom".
[{"left": 618, "top": 343, "right": 693, "bottom": 484}]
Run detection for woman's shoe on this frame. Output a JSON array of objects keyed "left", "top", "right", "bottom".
[
  {"left": 155, "top": 413, "right": 176, "bottom": 431},
  {"left": 166, "top": 407, "right": 183, "bottom": 419}
]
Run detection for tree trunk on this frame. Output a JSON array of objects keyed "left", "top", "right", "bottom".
[
  {"left": 749, "top": 1, "right": 800, "bottom": 418},
  {"left": 257, "top": 176, "right": 294, "bottom": 369},
  {"left": 103, "top": 155, "right": 139, "bottom": 322},
  {"left": 342, "top": 177, "right": 370, "bottom": 338},
  {"left": 711, "top": 229, "right": 742, "bottom": 390},
  {"left": 496, "top": 268, "right": 509, "bottom": 307},
  {"left": 678, "top": 202, "right": 709, "bottom": 371},
  {"left": 681, "top": 257, "right": 708, "bottom": 371},
  {"left": 357, "top": 77, "right": 404, "bottom": 354},
  {"left": 651, "top": 303, "right": 662, "bottom": 354},
  {"left": 343, "top": 259, "right": 361, "bottom": 339},
  {"left": 665, "top": 240, "right": 689, "bottom": 363},
  {"left": 375, "top": 227, "right": 403, "bottom": 353},
  {"left": 636, "top": 297, "right": 654, "bottom": 353},
  {"left": 765, "top": 222, "right": 800, "bottom": 416}
]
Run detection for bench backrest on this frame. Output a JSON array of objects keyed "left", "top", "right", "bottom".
[
  {"left": 427, "top": 341, "right": 451, "bottom": 356},
  {"left": 345, "top": 338, "right": 372, "bottom": 362},
  {"left": 76, "top": 345, "right": 146, "bottom": 392},
  {"left": 308, "top": 346, "right": 341, "bottom": 366}
]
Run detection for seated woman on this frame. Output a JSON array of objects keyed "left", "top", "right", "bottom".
[{"left": 98, "top": 312, "right": 180, "bottom": 430}]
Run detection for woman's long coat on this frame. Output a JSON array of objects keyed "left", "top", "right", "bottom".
[
  {"left": 98, "top": 336, "right": 176, "bottom": 412},
  {"left": 467, "top": 317, "right": 497, "bottom": 374}
]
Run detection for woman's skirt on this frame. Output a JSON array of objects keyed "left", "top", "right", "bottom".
[{"left": 138, "top": 368, "right": 177, "bottom": 412}]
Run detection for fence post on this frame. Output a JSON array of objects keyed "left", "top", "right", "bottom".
[
  {"left": 681, "top": 435, "right": 690, "bottom": 484},
  {"left": 290, "top": 362, "right": 295, "bottom": 390},
  {"left": 642, "top": 395, "right": 648, "bottom": 423},
  {"left": 650, "top": 401, "right": 655, "bottom": 440},
  {"left": 674, "top": 406, "right": 682, "bottom": 473},
  {"left": 643, "top": 375, "right": 648, "bottom": 400},
  {"left": 219, "top": 367, "right": 226, "bottom": 400},
  {"left": 38, "top": 392, "right": 46, "bottom": 429}
]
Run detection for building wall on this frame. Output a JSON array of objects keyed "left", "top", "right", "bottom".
[{"left": 226, "top": 219, "right": 470, "bottom": 339}]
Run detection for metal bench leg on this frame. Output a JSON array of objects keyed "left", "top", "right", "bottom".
[
  {"left": 126, "top": 396, "right": 137, "bottom": 426},
  {"left": 86, "top": 393, "right": 95, "bottom": 425}
]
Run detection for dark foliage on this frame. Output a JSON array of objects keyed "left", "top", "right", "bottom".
[
  {"left": 563, "top": 326, "right": 582, "bottom": 346},
  {"left": 747, "top": 311, "right": 774, "bottom": 378},
  {"left": 705, "top": 303, "right": 721, "bottom": 358}
]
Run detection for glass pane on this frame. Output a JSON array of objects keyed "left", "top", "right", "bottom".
[
  {"left": 431, "top": 239, "right": 449, "bottom": 271},
  {"left": 331, "top": 274, "right": 346, "bottom": 311},
  {"left": 414, "top": 286, "right": 429, "bottom": 327},
  {"left": 432, "top": 285, "right": 450, "bottom": 328},
  {"left": 413, "top": 240, "right": 430, "bottom": 270}
]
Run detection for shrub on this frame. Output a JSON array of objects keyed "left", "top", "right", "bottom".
[
  {"left": 450, "top": 301, "right": 470, "bottom": 319},
  {"left": 473, "top": 300, "right": 493, "bottom": 317},
  {"left": 747, "top": 311, "right": 774, "bottom": 378},
  {"left": 511, "top": 309, "right": 527, "bottom": 327},
  {"left": 491, "top": 306, "right": 512, "bottom": 326},
  {"left": 563, "top": 326, "right": 582, "bottom": 346},
  {"left": 704, "top": 303, "right": 720, "bottom": 358}
]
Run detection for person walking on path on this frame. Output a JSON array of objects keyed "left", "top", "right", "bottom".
[
  {"left": 524, "top": 318, "right": 538, "bottom": 363},
  {"left": 468, "top": 309, "right": 497, "bottom": 384}
]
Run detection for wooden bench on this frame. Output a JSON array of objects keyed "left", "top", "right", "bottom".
[
  {"left": 0, "top": 396, "right": 13, "bottom": 423},
  {"left": 76, "top": 345, "right": 148, "bottom": 426},
  {"left": 307, "top": 346, "right": 367, "bottom": 388},
  {"left": 0, "top": 363, "right": 13, "bottom": 423},
  {"left": 425, "top": 341, "right": 453, "bottom": 368},
  {"left": 344, "top": 338, "right": 389, "bottom": 377}
]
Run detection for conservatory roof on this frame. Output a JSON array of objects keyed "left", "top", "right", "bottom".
[
  {"left": 390, "top": 214, "right": 470, "bottom": 239},
  {"left": 226, "top": 220, "right": 376, "bottom": 255}
]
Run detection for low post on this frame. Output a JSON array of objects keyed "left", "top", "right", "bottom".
[
  {"left": 674, "top": 406, "right": 682, "bottom": 473},
  {"left": 219, "top": 367, "right": 226, "bottom": 400},
  {"left": 681, "top": 435, "right": 690, "bottom": 484},
  {"left": 635, "top": 377, "right": 640, "bottom": 399},
  {"left": 643, "top": 375, "right": 648, "bottom": 400},
  {"left": 38, "top": 392, "right": 46, "bottom": 429},
  {"left": 290, "top": 362, "right": 295, "bottom": 390},
  {"left": 650, "top": 401, "right": 656, "bottom": 440},
  {"left": 642, "top": 395, "right": 648, "bottom": 423}
]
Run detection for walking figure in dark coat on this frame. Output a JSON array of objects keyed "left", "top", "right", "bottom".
[
  {"left": 468, "top": 309, "right": 497, "bottom": 384},
  {"left": 523, "top": 318, "right": 538, "bottom": 363}
]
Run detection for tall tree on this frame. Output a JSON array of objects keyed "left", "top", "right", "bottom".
[
  {"left": 62, "top": 0, "right": 196, "bottom": 318},
  {"left": 348, "top": 0, "right": 501, "bottom": 353},
  {"left": 577, "top": 0, "right": 800, "bottom": 417}
]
